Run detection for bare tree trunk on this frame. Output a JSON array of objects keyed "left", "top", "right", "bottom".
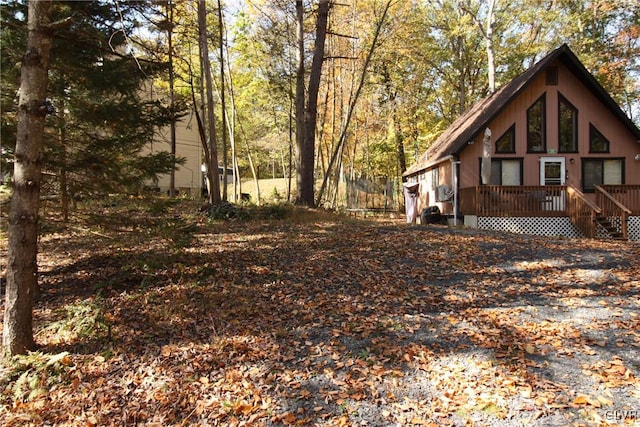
[
  {"left": 191, "top": 40, "right": 210, "bottom": 198},
  {"left": 294, "top": 0, "right": 306, "bottom": 204},
  {"left": 224, "top": 52, "right": 239, "bottom": 202},
  {"left": 167, "top": 1, "right": 177, "bottom": 197},
  {"left": 217, "top": 0, "right": 228, "bottom": 201},
  {"left": 243, "top": 137, "right": 260, "bottom": 205},
  {"left": 395, "top": 117, "right": 407, "bottom": 179},
  {"left": 457, "top": 35, "right": 466, "bottom": 114},
  {"left": 198, "top": 0, "right": 221, "bottom": 204},
  {"left": 222, "top": 105, "right": 238, "bottom": 201},
  {"left": 461, "top": 0, "right": 497, "bottom": 94},
  {"left": 280, "top": 148, "right": 286, "bottom": 178},
  {"left": 299, "top": 0, "right": 330, "bottom": 206},
  {"left": 4, "top": 0, "right": 54, "bottom": 356},
  {"left": 219, "top": 23, "right": 245, "bottom": 203},
  {"left": 379, "top": 63, "right": 407, "bottom": 180},
  {"left": 58, "top": 92, "right": 69, "bottom": 221},
  {"left": 293, "top": 0, "right": 330, "bottom": 206},
  {"left": 235, "top": 119, "right": 260, "bottom": 204},
  {"left": 287, "top": 95, "right": 293, "bottom": 202},
  {"left": 330, "top": 138, "right": 346, "bottom": 209},
  {"left": 185, "top": 56, "right": 212, "bottom": 200},
  {"left": 486, "top": 0, "right": 496, "bottom": 93},
  {"left": 221, "top": 51, "right": 260, "bottom": 205}
]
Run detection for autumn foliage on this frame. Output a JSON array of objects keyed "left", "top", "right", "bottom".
[{"left": 1, "top": 198, "right": 639, "bottom": 426}]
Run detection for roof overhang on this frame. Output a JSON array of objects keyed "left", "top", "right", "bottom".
[{"left": 403, "top": 155, "right": 454, "bottom": 178}]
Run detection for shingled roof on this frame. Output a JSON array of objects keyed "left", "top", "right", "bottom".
[{"left": 403, "top": 44, "right": 640, "bottom": 177}]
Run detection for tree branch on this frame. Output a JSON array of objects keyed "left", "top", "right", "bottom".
[
  {"left": 326, "top": 30, "right": 358, "bottom": 39},
  {"left": 324, "top": 55, "right": 358, "bottom": 60},
  {"left": 43, "top": 17, "right": 72, "bottom": 32}
]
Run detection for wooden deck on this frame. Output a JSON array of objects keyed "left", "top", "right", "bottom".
[
  {"left": 459, "top": 185, "right": 565, "bottom": 217},
  {"left": 459, "top": 185, "right": 640, "bottom": 240}
]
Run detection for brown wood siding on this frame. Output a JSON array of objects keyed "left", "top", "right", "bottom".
[{"left": 459, "top": 60, "right": 640, "bottom": 190}]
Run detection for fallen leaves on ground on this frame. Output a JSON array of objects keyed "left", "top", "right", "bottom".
[{"left": 1, "top": 200, "right": 639, "bottom": 426}]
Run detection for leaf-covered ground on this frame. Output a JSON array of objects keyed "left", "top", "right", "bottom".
[{"left": 1, "top": 199, "right": 639, "bottom": 426}]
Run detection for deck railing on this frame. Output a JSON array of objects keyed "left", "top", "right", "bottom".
[
  {"left": 595, "top": 186, "right": 632, "bottom": 239},
  {"left": 566, "top": 185, "right": 600, "bottom": 238},
  {"left": 599, "top": 185, "right": 640, "bottom": 214},
  {"left": 463, "top": 185, "right": 566, "bottom": 217}
]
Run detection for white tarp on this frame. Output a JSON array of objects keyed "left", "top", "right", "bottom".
[
  {"left": 481, "top": 128, "right": 492, "bottom": 185},
  {"left": 403, "top": 182, "right": 420, "bottom": 223}
]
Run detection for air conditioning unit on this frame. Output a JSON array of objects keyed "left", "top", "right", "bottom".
[{"left": 436, "top": 184, "right": 453, "bottom": 202}]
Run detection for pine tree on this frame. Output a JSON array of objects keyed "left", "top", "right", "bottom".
[
  {"left": 46, "top": 2, "right": 183, "bottom": 205},
  {"left": 4, "top": 0, "right": 54, "bottom": 356},
  {"left": 1, "top": 1, "right": 186, "bottom": 215}
]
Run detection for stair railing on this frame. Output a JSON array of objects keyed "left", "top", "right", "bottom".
[
  {"left": 566, "top": 185, "right": 600, "bottom": 238},
  {"left": 595, "top": 185, "right": 631, "bottom": 240},
  {"left": 600, "top": 185, "right": 640, "bottom": 214}
]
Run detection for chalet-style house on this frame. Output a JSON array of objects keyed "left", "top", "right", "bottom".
[{"left": 403, "top": 44, "right": 640, "bottom": 241}]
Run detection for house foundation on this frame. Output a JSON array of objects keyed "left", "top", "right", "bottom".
[{"left": 464, "top": 215, "right": 640, "bottom": 241}]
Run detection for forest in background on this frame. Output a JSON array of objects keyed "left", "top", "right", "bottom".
[{"left": 1, "top": 0, "right": 639, "bottom": 208}]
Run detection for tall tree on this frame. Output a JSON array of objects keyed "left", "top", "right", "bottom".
[
  {"left": 229, "top": 0, "right": 306, "bottom": 198},
  {"left": 4, "top": 0, "right": 55, "bottom": 356},
  {"left": 198, "top": 0, "right": 221, "bottom": 203},
  {"left": 296, "top": 0, "right": 330, "bottom": 206},
  {"left": 0, "top": 1, "right": 25, "bottom": 185},
  {"left": 46, "top": 2, "right": 179, "bottom": 203},
  {"left": 2, "top": 1, "right": 183, "bottom": 212},
  {"left": 208, "top": 0, "right": 640, "bottom": 198},
  {"left": 166, "top": 0, "right": 178, "bottom": 198},
  {"left": 485, "top": 0, "right": 496, "bottom": 93},
  {"left": 217, "top": 0, "right": 229, "bottom": 201},
  {"left": 294, "top": 0, "right": 307, "bottom": 204},
  {"left": 557, "top": 0, "right": 640, "bottom": 122}
]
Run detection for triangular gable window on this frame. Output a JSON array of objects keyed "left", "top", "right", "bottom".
[
  {"left": 495, "top": 125, "right": 515, "bottom": 154},
  {"left": 527, "top": 94, "right": 546, "bottom": 153},
  {"left": 559, "top": 94, "right": 578, "bottom": 153},
  {"left": 589, "top": 124, "right": 610, "bottom": 153}
]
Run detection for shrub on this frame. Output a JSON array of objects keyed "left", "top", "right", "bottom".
[{"left": 201, "top": 201, "right": 293, "bottom": 221}]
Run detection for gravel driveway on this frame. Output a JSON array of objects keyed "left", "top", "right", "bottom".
[{"left": 261, "top": 223, "right": 640, "bottom": 426}]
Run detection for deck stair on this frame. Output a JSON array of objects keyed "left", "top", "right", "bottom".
[{"left": 594, "top": 215, "right": 626, "bottom": 240}]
